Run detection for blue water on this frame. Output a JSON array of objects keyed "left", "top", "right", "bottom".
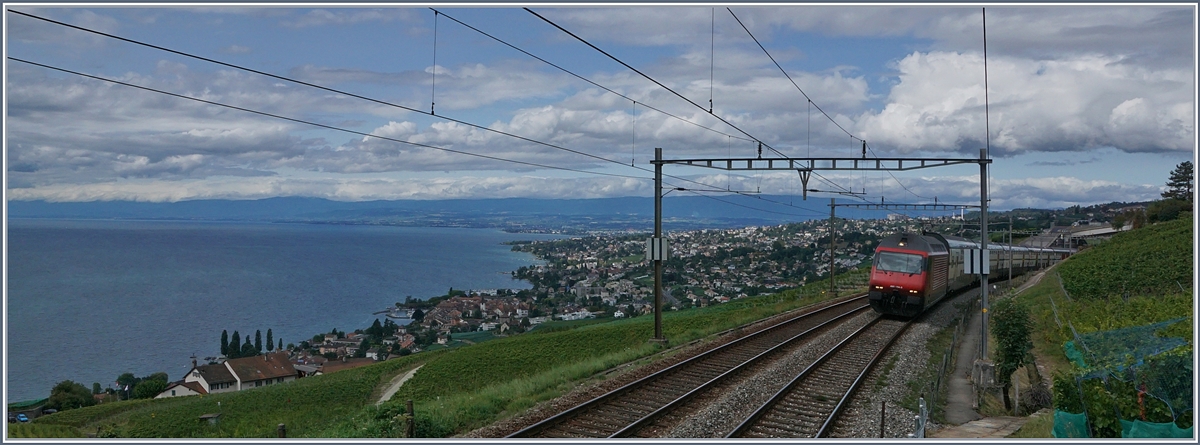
[{"left": 5, "top": 219, "right": 561, "bottom": 403}]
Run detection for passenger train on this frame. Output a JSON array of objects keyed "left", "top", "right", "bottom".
[{"left": 867, "top": 232, "right": 1073, "bottom": 317}]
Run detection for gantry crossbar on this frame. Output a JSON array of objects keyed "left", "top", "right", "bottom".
[{"left": 653, "top": 157, "right": 989, "bottom": 171}]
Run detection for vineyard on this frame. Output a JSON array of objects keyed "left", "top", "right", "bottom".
[
  {"left": 25, "top": 352, "right": 425, "bottom": 438},
  {"left": 1056, "top": 216, "right": 1192, "bottom": 299},
  {"left": 21, "top": 270, "right": 865, "bottom": 438},
  {"left": 1011, "top": 215, "right": 1193, "bottom": 438}
]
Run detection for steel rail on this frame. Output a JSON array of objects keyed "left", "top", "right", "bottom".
[
  {"left": 506, "top": 294, "right": 868, "bottom": 438},
  {"left": 609, "top": 304, "right": 871, "bottom": 437},
  {"left": 727, "top": 316, "right": 912, "bottom": 438}
]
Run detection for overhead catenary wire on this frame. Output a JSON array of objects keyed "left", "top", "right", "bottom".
[
  {"left": 431, "top": 9, "right": 438, "bottom": 115},
  {"left": 15, "top": 55, "right": 764, "bottom": 201},
  {"left": 6, "top": 9, "right": 735, "bottom": 196},
  {"left": 432, "top": 8, "right": 752, "bottom": 144},
  {"left": 9, "top": 57, "right": 655, "bottom": 182},
  {"left": 525, "top": 7, "right": 778, "bottom": 156},
  {"left": 726, "top": 8, "right": 861, "bottom": 143},
  {"left": 709, "top": 7, "right": 715, "bottom": 114},
  {"left": 523, "top": 7, "right": 864, "bottom": 199},
  {"left": 725, "top": 7, "right": 946, "bottom": 205},
  {"left": 18, "top": 59, "right": 829, "bottom": 214},
  {"left": 11, "top": 9, "right": 846, "bottom": 218}
]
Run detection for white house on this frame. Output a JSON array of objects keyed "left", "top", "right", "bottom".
[
  {"left": 181, "top": 352, "right": 297, "bottom": 394},
  {"left": 155, "top": 381, "right": 207, "bottom": 399}
]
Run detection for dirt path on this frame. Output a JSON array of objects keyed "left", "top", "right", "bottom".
[
  {"left": 376, "top": 365, "right": 423, "bottom": 406},
  {"left": 942, "top": 269, "right": 1050, "bottom": 427}
]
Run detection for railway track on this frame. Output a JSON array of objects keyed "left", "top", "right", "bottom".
[
  {"left": 507, "top": 295, "right": 872, "bottom": 438},
  {"left": 726, "top": 316, "right": 912, "bottom": 438}
]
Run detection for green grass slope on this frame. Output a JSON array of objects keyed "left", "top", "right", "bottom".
[
  {"left": 23, "top": 270, "right": 866, "bottom": 438},
  {"left": 30, "top": 353, "right": 425, "bottom": 438}
]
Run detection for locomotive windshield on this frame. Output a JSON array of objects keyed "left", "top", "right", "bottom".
[{"left": 874, "top": 251, "right": 924, "bottom": 274}]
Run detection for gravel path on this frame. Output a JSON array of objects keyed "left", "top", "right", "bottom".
[{"left": 376, "top": 365, "right": 423, "bottom": 406}]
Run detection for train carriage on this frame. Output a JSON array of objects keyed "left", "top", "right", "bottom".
[{"left": 868, "top": 232, "right": 1072, "bottom": 317}]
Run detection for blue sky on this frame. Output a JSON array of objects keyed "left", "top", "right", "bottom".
[{"left": 4, "top": 4, "right": 1195, "bottom": 211}]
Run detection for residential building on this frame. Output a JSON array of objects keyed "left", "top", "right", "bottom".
[{"left": 182, "top": 352, "right": 297, "bottom": 394}]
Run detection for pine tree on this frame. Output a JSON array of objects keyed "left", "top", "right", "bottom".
[
  {"left": 1162, "top": 161, "right": 1194, "bottom": 203},
  {"left": 278, "top": 339, "right": 284, "bottom": 351},
  {"left": 255, "top": 330, "right": 263, "bottom": 353},
  {"left": 230, "top": 331, "right": 241, "bottom": 359},
  {"left": 220, "top": 330, "right": 229, "bottom": 357},
  {"left": 266, "top": 329, "right": 274, "bottom": 352}
]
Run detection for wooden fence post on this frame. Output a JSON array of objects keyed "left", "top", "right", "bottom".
[{"left": 406, "top": 400, "right": 415, "bottom": 438}]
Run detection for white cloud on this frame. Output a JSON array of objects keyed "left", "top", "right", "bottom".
[
  {"left": 6, "top": 175, "right": 653, "bottom": 202},
  {"left": 855, "top": 51, "right": 1193, "bottom": 156},
  {"left": 280, "top": 9, "right": 417, "bottom": 28}
]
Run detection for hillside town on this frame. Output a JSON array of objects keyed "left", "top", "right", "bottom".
[{"left": 66, "top": 204, "right": 1136, "bottom": 404}]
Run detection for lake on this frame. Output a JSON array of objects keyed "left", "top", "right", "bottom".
[{"left": 5, "top": 218, "right": 562, "bottom": 403}]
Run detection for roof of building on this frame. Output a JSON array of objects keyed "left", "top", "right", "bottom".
[
  {"left": 293, "top": 364, "right": 321, "bottom": 374},
  {"left": 162, "top": 380, "right": 208, "bottom": 395},
  {"left": 224, "top": 352, "right": 296, "bottom": 382},
  {"left": 193, "top": 362, "right": 237, "bottom": 385},
  {"left": 320, "top": 357, "right": 376, "bottom": 374}
]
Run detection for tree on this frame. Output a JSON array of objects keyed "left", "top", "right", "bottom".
[
  {"left": 1148, "top": 198, "right": 1191, "bottom": 223},
  {"left": 368, "top": 319, "right": 384, "bottom": 338},
  {"left": 254, "top": 330, "right": 263, "bottom": 353},
  {"left": 47, "top": 380, "right": 95, "bottom": 411},
  {"left": 412, "top": 308, "right": 425, "bottom": 322},
  {"left": 116, "top": 372, "right": 139, "bottom": 396},
  {"left": 992, "top": 298, "right": 1033, "bottom": 413},
  {"left": 230, "top": 331, "right": 242, "bottom": 359},
  {"left": 241, "top": 340, "right": 257, "bottom": 357},
  {"left": 132, "top": 379, "right": 167, "bottom": 399},
  {"left": 266, "top": 329, "right": 274, "bottom": 352},
  {"left": 145, "top": 372, "right": 168, "bottom": 383},
  {"left": 1111, "top": 212, "right": 1127, "bottom": 229},
  {"left": 1162, "top": 161, "right": 1193, "bottom": 203},
  {"left": 220, "top": 330, "right": 229, "bottom": 357},
  {"left": 355, "top": 338, "right": 370, "bottom": 358},
  {"left": 278, "top": 339, "right": 284, "bottom": 351},
  {"left": 92, "top": 382, "right": 103, "bottom": 395}
]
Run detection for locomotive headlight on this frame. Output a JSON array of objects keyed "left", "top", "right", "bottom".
[
  {"left": 873, "top": 285, "right": 883, "bottom": 290},
  {"left": 909, "top": 289, "right": 918, "bottom": 294}
]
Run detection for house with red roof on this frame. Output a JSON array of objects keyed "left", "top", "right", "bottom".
[{"left": 170, "top": 352, "right": 297, "bottom": 397}]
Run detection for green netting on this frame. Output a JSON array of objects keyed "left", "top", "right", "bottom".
[
  {"left": 1072, "top": 318, "right": 1188, "bottom": 374},
  {"left": 1062, "top": 319, "right": 1193, "bottom": 418},
  {"left": 1064, "top": 340, "right": 1088, "bottom": 368},
  {"left": 1053, "top": 410, "right": 1090, "bottom": 438},
  {"left": 1120, "top": 419, "right": 1194, "bottom": 438},
  {"left": 1136, "top": 350, "right": 1194, "bottom": 415}
]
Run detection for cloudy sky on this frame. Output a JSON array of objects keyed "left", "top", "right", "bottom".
[{"left": 4, "top": 4, "right": 1195, "bottom": 212}]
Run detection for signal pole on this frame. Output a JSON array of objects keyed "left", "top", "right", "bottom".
[
  {"left": 979, "top": 148, "right": 990, "bottom": 360},
  {"left": 651, "top": 147, "right": 666, "bottom": 344},
  {"left": 829, "top": 198, "right": 835, "bottom": 295}
]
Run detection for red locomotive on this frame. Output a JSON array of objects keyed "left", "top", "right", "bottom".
[{"left": 868, "top": 232, "right": 1072, "bottom": 317}]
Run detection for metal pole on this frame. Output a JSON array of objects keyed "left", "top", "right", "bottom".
[
  {"left": 829, "top": 198, "right": 836, "bottom": 296},
  {"left": 880, "top": 401, "right": 886, "bottom": 438},
  {"left": 653, "top": 147, "right": 665, "bottom": 343},
  {"left": 980, "top": 148, "right": 989, "bottom": 360},
  {"left": 1009, "top": 215, "right": 1013, "bottom": 282}
]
